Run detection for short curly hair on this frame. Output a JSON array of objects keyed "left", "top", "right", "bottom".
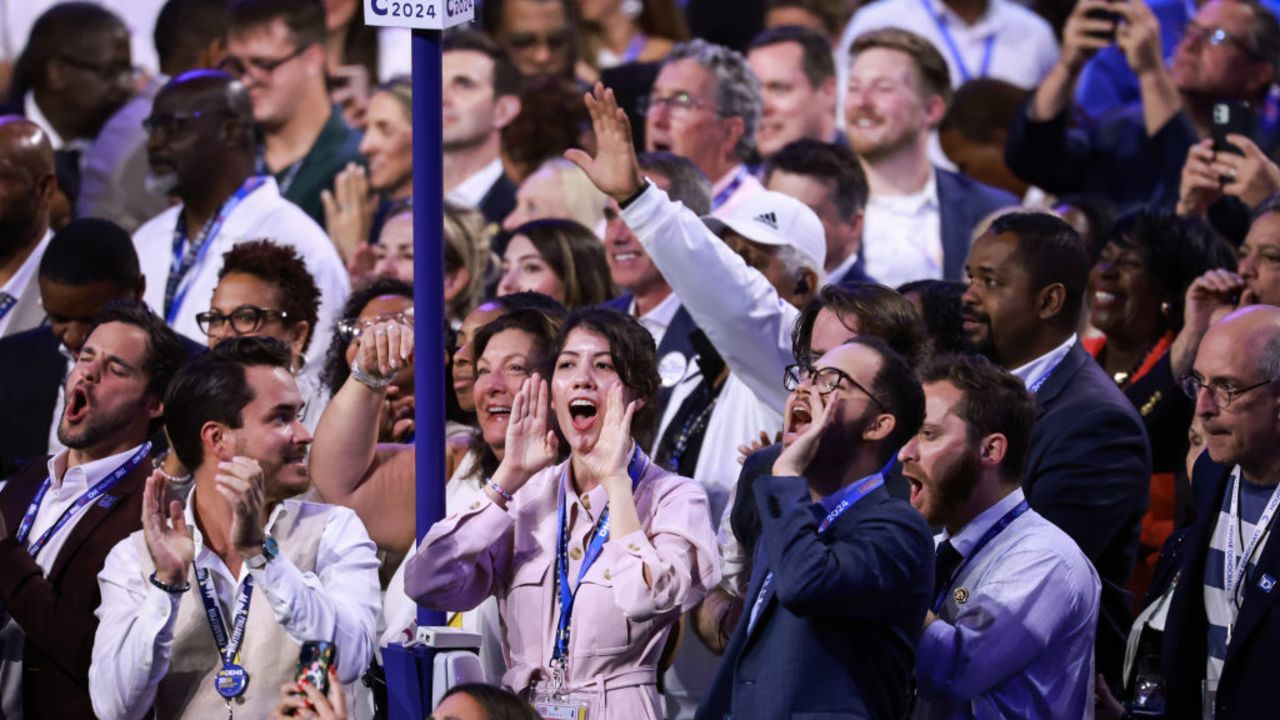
[
  {"left": 663, "top": 39, "right": 762, "bottom": 162},
  {"left": 217, "top": 239, "right": 321, "bottom": 353}
]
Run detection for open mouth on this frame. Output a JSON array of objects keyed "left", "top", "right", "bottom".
[
  {"left": 64, "top": 385, "right": 91, "bottom": 424},
  {"left": 783, "top": 403, "right": 813, "bottom": 441},
  {"left": 483, "top": 404, "right": 511, "bottom": 426},
  {"left": 906, "top": 474, "right": 924, "bottom": 507},
  {"left": 1091, "top": 290, "right": 1123, "bottom": 309},
  {"left": 568, "top": 399, "right": 598, "bottom": 432}
]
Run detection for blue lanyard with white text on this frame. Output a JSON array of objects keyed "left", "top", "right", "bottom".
[
  {"left": 551, "top": 446, "right": 651, "bottom": 661},
  {"left": 711, "top": 167, "right": 748, "bottom": 211},
  {"left": 165, "top": 175, "right": 267, "bottom": 324},
  {"left": 1026, "top": 352, "right": 1067, "bottom": 395},
  {"left": 195, "top": 567, "right": 255, "bottom": 667},
  {"left": 14, "top": 442, "right": 151, "bottom": 559},
  {"left": 0, "top": 293, "right": 16, "bottom": 324},
  {"left": 931, "top": 498, "right": 1030, "bottom": 613},
  {"left": 1224, "top": 467, "right": 1280, "bottom": 609},
  {"left": 922, "top": 0, "right": 995, "bottom": 83},
  {"left": 749, "top": 474, "right": 884, "bottom": 633}
]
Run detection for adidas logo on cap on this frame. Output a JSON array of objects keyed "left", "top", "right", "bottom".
[{"left": 753, "top": 211, "right": 779, "bottom": 230}]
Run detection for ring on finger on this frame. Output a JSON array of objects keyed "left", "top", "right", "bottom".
[{"left": 375, "top": 328, "right": 387, "bottom": 336}]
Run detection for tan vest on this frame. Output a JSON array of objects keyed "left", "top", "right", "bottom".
[{"left": 129, "top": 500, "right": 331, "bottom": 719}]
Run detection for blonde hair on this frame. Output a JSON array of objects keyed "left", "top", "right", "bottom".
[
  {"left": 443, "top": 201, "right": 492, "bottom": 321},
  {"left": 537, "top": 157, "right": 609, "bottom": 236}
]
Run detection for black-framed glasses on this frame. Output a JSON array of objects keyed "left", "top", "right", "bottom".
[
  {"left": 218, "top": 44, "right": 312, "bottom": 78},
  {"left": 638, "top": 91, "right": 716, "bottom": 118},
  {"left": 784, "top": 363, "right": 885, "bottom": 408},
  {"left": 1179, "top": 373, "right": 1276, "bottom": 407},
  {"left": 142, "top": 109, "right": 231, "bottom": 135},
  {"left": 56, "top": 54, "right": 138, "bottom": 84},
  {"left": 196, "top": 306, "right": 289, "bottom": 336},
  {"left": 338, "top": 310, "right": 415, "bottom": 344},
  {"left": 1183, "top": 21, "right": 1258, "bottom": 56},
  {"left": 504, "top": 29, "right": 573, "bottom": 53}
]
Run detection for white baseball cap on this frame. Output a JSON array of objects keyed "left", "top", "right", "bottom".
[{"left": 703, "top": 190, "right": 826, "bottom": 272}]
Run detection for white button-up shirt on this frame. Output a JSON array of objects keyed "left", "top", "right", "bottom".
[
  {"left": 1011, "top": 334, "right": 1077, "bottom": 393},
  {"left": 0, "top": 229, "right": 51, "bottom": 340},
  {"left": 631, "top": 291, "right": 681, "bottom": 350},
  {"left": 446, "top": 157, "right": 505, "bottom": 209},
  {"left": 862, "top": 172, "right": 943, "bottom": 289}
]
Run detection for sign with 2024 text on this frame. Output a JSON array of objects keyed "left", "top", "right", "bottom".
[{"left": 363, "top": 0, "right": 473, "bottom": 29}]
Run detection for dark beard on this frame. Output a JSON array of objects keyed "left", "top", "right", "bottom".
[
  {"left": 57, "top": 396, "right": 144, "bottom": 451},
  {"left": 933, "top": 447, "right": 983, "bottom": 524}
]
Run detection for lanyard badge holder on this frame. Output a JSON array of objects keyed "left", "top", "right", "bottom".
[
  {"left": 531, "top": 448, "right": 651, "bottom": 720},
  {"left": 195, "top": 568, "right": 255, "bottom": 718}
]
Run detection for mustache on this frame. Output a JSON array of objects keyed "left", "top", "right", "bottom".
[{"left": 960, "top": 308, "right": 989, "bottom": 324}]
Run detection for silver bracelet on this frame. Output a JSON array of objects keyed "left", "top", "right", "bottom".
[
  {"left": 486, "top": 480, "right": 514, "bottom": 504},
  {"left": 350, "top": 358, "right": 392, "bottom": 390}
]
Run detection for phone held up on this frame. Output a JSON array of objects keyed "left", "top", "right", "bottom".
[{"left": 1212, "top": 100, "right": 1256, "bottom": 157}]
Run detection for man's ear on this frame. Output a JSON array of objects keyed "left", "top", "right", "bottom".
[
  {"left": 861, "top": 412, "right": 896, "bottom": 443},
  {"left": 720, "top": 116, "right": 746, "bottom": 160},
  {"left": 1036, "top": 282, "right": 1067, "bottom": 321},
  {"left": 144, "top": 396, "right": 164, "bottom": 421},
  {"left": 923, "top": 93, "right": 948, "bottom": 129},
  {"left": 493, "top": 95, "right": 522, "bottom": 131},
  {"left": 978, "top": 432, "right": 1008, "bottom": 469},
  {"left": 200, "top": 420, "right": 235, "bottom": 463}
]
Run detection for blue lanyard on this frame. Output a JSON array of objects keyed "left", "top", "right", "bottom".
[
  {"left": 922, "top": 0, "right": 996, "bottom": 83},
  {"left": 931, "top": 498, "right": 1030, "bottom": 613},
  {"left": 165, "top": 175, "right": 267, "bottom": 324},
  {"left": 621, "top": 33, "right": 647, "bottom": 64},
  {"left": 1026, "top": 351, "right": 1067, "bottom": 395},
  {"left": 15, "top": 442, "right": 151, "bottom": 559},
  {"left": 711, "top": 167, "right": 748, "bottom": 211},
  {"left": 748, "top": 474, "right": 884, "bottom": 633},
  {"left": 0, "top": 293, "right": 16, "bottom": 324},
  {"left": 552, "top": 446, "right": 651, "bottom": 661},
  {"left": 195, "top": 567, "right": 255, "bottom": 667}
]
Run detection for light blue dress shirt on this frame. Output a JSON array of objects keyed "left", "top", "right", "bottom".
[{"left": 914, "top": 488, "right": 1101, "bottom": 719}]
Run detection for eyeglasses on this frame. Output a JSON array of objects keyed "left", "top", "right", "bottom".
[
  {"left": 196, "top": 305, "right": 289, "bottom": 336},
  {"left": 784, "top": 363, "right": 885, "bottom": 408},
  {"left": 142, "top": 110, "right": 231, "bottom": 135},
  {"left": 338, "top": 309, "right": 415, "bottom": 344},
  {"left": 504, "top": 29, "right": 572, "bottom": 53},
  {"left": 1183, "top": 21, "right": 1257, "bottom": 56},
  {"left": 56, "top": 54, "right": 138, "bottom": 85},
  {"left": 218, "top": 44, "right": 311, "bottom": 78},
  {"left": 1179, "top": 373, "right": 1276, "bottom": 407},
  {"left": 638, "top": 91, "right": 716, "bottom": 119}
]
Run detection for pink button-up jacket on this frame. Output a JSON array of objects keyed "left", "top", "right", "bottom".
[{"left": 405, "top": 458, "right": 721, "bottom": 720}]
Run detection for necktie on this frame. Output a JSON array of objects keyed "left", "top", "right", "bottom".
[{"left": 934, "top": 539, "right": 964, "bottom": 600}]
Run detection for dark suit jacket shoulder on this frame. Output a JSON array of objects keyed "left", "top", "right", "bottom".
[
  {"left": 0, "top": 327, "right": 66, "bottom": 479},
  {"left": 477, "top": 172, "right": 517, "bottom": 229},
  {"left": 1162, "top": 455, "right": 1280, "bottom": 719},
  {"left": 0, "top": 452, "right": 150, "bottom": 718},
  {"left": 700, "top": 477, "right": 933, "bottom": 720},
  {"left": 936, "top": 168, "right": 1019, "bottom": 282}
]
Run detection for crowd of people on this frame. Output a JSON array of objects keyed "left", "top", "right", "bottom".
[{"left": 3, "top": 0, "right": 1280, "bottom": 718}]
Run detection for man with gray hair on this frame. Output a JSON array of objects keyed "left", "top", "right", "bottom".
[{"left": 642, "top": 38, "right": 764, "bottom": 216}]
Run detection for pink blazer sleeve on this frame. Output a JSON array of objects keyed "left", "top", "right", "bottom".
[{"left": 404, "top": 498, "right": 516, "bottom": 612}]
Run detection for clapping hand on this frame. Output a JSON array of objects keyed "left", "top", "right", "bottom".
[
  {"left": 565, "top": 83, "right": 646, "bottom": 203},
  {"left": 141, "top": 469, "right": 194, "bottom": 586},
  {"left": 773, "top": 392, "right": 841, "bottom": 478},
  {"left": 577, "top": 383, "right": 638, "bottom": 491},
  {"left": 215, "top": 457, "right": 267, "bottom": 557},
  {"left": 320, "top": 163, "right": 375, "bottom": 264}
]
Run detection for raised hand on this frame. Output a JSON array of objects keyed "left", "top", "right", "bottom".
[
  {"left": 320, "top": 163, "right": 374, "bottom": 264},
  {"left": 773, "top": 392, "right": 841, "bottom": 478},
  {"left": 1216, "top": 134, "right": 1280, "bottom": 209},
  {"left": 496, "top": 374, "right": 559, "bottom": 483},
  {"left": 737, "top": 430, "right": 782, "bottom": 465},
  {"left": 355, "top": 318, "right": 415, "bottom": 381},
  {"left": 1177, "top": 139, "right": 1223, "bottom": 217},
  {"left": 564, "top": 82, "right": 646, "bottom": 203},
  {"left": 1059, "top": 0, "right": 1121, "bottom": 73},
  {"left": 1184, "top": 268, "right": 1250, "bottom": 331},
  {"left": 141, "top": 469, "right": 194, "bottom": 586},
  {"left": 1114, "top": 0, "right": 1163, "bottom": 77},
  {"left": 215, "top": 457, "right": 267, "bottom": 556},
  {"left": 578, "top": 383, "right": 638, "bottom": 490}
]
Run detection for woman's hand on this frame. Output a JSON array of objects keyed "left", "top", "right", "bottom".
[
  {"left": 354, "top": 319, "right": 414, "bottom": 383},
  {"left": 1177, "top": 139, "right": 1223, "bottom": 217},
  {"left": 269, "top": 666, "right": 347, "bottom": 719},
  {"left": 737, "top": 430, "right": 781, "bottom": 465},
  {"left": 772, "top": 392, "right": 840, "bottom": 478},
  {"left": 579, "top": 383, "right": 638, "bottom": 492},
  {"left": 321, "top": 163, "right": 375, "bottom": 264},
  {"left": 493, "top": 374, "right": 559, "bottom": 493}
]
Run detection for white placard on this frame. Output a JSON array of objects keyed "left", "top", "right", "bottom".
[{"left": 363, "top": 0, "right": 474, "bottom": 30}]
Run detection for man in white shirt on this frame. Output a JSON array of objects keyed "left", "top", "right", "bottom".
[
  {"left": 132, "top": 71, "right": 349, "bottom": 376},
  {"left": 442, "top": 32, "right": 523, "bottom": 228},
  {"left": 0, "top": 302, "right": 189, "bottom": 720},
  {"left": 643, "top": 39, "right": 766, "bottom": 216},
  {"left": 845, "top": 28, "right": 1017, "bottom": 289},
  {"left": 838, "top": 0, "right": 1058, "bottom": 93},
  {"left": 747, "top": 25, "right": 843, "bottom": 162},
  {"left": 89, "top": 336, "right": 381, "bottom": 720},
  {"left": 0, "top": 117, "right": 56, "bottom": 340},
  {"left": 900, "top": 353, "right": 1100, "bottom": 719}
]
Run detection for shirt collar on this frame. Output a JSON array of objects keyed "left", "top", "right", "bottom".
[
  {"left": 941, "top": 486, "right": 1026, "bottom": 557},
  {"left": 710, "top": 164, "right": 749, "bottom": 197},
  {"left": 1, "top": 228, "right": 52, "bottom": 300},
  {"left": 632, "top": 291, "right": 680, "bottom": 328},
  {"left": 447, "top": 157, "right": 505, "bottom": 208},
  {"left": 817, "top": 471, "right": 882, "bottom": 512},
  {"left": 926, "top": 0, "right": 1004, "bottom": 34},
  {"left": 1011, "top": 333, "right": 1077, "bottom": 390},
  {"left": 827, "top": 248, "right": 862, "bottom": 283},
  {"left": 23, "top": 91, "right": 67, "bottom": 150},
  {"left": 868, "top": 168, "right": 939, "bottom": 214},
  {"left": 184, "top": 486, "right": 290, "bottom": 559},
  {"left": 46, "top": 442, "right": 148, "bottom": 493}
]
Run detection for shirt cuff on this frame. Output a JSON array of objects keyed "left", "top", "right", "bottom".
[{"left": 142, "top": 583, "right": 184, "bottom": 644}]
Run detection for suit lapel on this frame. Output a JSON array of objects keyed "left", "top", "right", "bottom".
[
  {"left": 934, "top": 170, "right": 968, "bottom": 282},
  {"left": 1032, "top": 342, "right": 1089, "bottom": 418},
  {"left": 45, "top": 462, "right": 148, "bottom": 581}
]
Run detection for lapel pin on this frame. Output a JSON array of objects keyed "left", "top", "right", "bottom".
[
  {"left": 1259, "top": 574, "right": 1276, "bottom": 593},
  {"left": 953, "top": 587, "right": 969, "bottom": 605}
]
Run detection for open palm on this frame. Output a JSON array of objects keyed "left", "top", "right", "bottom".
[
  {"left": 141, "top": 470, "right": 193, "bottom": 584},
  {"left": 565, "top": 83, "right": 646, "bottom": 203},
  {"left": 503, "top": 374, "right": 559, "bottom": 477}
]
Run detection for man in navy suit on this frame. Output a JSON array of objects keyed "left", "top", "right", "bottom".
[
  {"left": 1162, "top": 305, "right": 1280, "bottom": 719},
  {"left": 698, "top": 336, "right": 933, "bottom": 720},
  {"left": 845, "top": 29, "right": 1017, "bottom": 290},
  {"left": 960, "top": 211, "right": 1151, "bottom": 687},
  {"left": 0, "top": 219, "right": 145, "bottom": 479}
]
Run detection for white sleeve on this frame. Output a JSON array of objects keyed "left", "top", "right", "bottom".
[
  {"left": 620, "top": 185, "right": 797, "bottom": 412},
  {"left": 250, "top": 507, "right": 381, "bottom": 684},
  {"left": 89, "top": 538, "right": 184, "bottom": 720}
]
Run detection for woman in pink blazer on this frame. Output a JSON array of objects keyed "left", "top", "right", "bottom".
[{"left": 406, "top": 308, "right": 720, "bottom": 719}]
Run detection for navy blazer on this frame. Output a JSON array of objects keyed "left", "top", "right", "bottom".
[
  {"left": 1024, "top": 341, "right": 1151, "bottom": 684},
  {"left": 699, "top": 476, "right": 933, "bottom": 720},
  {"left": 477, "top": 171, "right": 517, "bottom": 229},
  {"left": 0, "top": 327, "right": 65, "bottom": 479},
  {"left": 603, "top": 293, "right": 700, "bottom": 423},
  {"left": 936, "top": 168, "right": 1019, "bottom": 283},
  {"left": 1162, "top": 456, "right": 1280, "bottom": 720}
]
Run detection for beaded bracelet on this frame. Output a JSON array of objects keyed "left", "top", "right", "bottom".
[
  {"left": 486, "top": 480, "right": 514, "bottom": 504},
  {"left": 149, "top": 571, "right": 190, "bottom": 594},
  {"left": 350, "top": 358, "right": 393, "bottom": 390}
]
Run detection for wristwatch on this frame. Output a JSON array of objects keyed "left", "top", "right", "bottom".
[{"left": 244, "top": 535, "right": 279, "bottom": 570}]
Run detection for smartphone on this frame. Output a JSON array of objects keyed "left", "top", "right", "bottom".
[
  {"left": 1085, "top": 0, "right": 1123, "bottom": 42},
  {"left": 1212, "top": 101, "right": 1256, "bottom": 156},
  {"left": 295, "top": 640, "right": 336, "bottom": 696}
]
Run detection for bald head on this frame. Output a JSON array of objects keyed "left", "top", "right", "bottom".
[
  {"left": 1205, "top": 305, "right": 1280, "bottom": 376},
  {"left": 148, "top": 71, "right": 257, "bottom": 198},
  {"left": 0, "top": 116, "right": 57, "bottom": 259},
  {"left": 0, "top": 117, "right": 56, "bottom": 178},
  {"left": 1193, "top": 305, "right": 1280, "bottom": 478}
]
